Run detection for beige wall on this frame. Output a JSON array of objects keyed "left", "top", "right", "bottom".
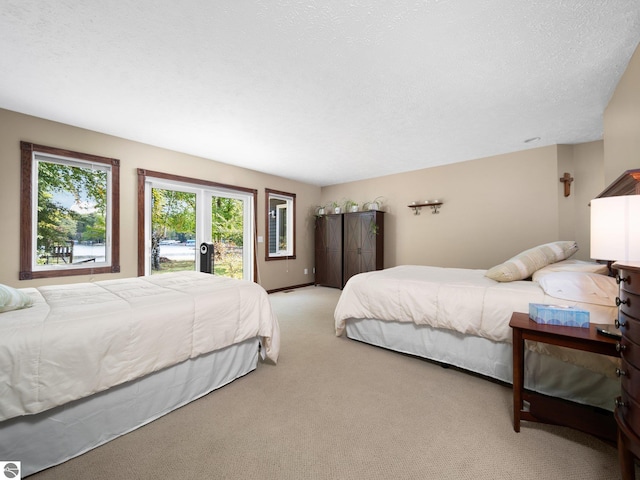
[
  {"left": 322, "top": 146, "right": 566, "bottom": 270},
  {"left": 567, "top": 141, "right": 606, "bottom": 260},
  {"left": 604, "top": 43, "right": 640, "bottom": 184},
  {"left": 0, "top": 108, "right": 321, "bottom": 290},
  {"left": 556, "top": 144, "right": 577, "bottom": 247}
]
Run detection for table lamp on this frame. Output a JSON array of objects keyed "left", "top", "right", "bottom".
[{"left": 590, "top": 195, "right": 640, "bottom": 265}]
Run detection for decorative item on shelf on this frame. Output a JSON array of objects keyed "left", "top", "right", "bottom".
[
  {"left": 364, "top": 196, "right": 384, "bottom": 211},
  {"left": 330, "top": 201, "right": 341, "bottom": 214},
  {"left": 408, "top": 199, "right": 443, "bottom": 215},
  {"left": 316, "top": 205, "right": 326, "bottom": 216},
  {"left": 344, "top": 199, "right": 359, "bottom": 213}
]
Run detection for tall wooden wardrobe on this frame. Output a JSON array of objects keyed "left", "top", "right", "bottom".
[{"left": 315, "top": 210, "right": 384, "bottom": 289}]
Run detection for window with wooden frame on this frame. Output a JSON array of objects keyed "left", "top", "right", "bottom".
[
  {"left": 137, "top": 169, "right": 257, "bottom": 281},
  {"left": 19, "top": 142, "right": 120, "bottom": 280},
  {"left": 265, "top": 188, "right": 296, "bottom": 260}
]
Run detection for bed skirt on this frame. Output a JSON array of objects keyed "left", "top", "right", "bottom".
[
  {"left": 345, "top": 318, "right": 619, "bottom": 411},
  {"left": 0, "top": 337, "right": 260, "bottom": 477}
]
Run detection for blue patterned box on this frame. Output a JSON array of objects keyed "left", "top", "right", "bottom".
[{"left": 528, "top": 303, "right": 590, "bottom": 328}]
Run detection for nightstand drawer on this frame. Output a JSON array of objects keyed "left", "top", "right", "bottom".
[
  {"left": 620, "top": 387, "right": 640, "bottom": 436},
  {"left": 621, "top": 336, "right": 640, "bottom": 370},
  {"left": 620, "top": 290, "right": 640, "bottom": 320},
  {"left": 620, "top": 271, "right": 640, "bottom": 296},
  {"left": 620, "top": 311, "right": 640, "bottom": 342},
  {"left": 621, "top": 359, "right": 640, "bottom": 398}
]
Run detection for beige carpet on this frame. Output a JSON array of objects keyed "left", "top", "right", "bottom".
[{"left": 30, "top": 286, "right": 624, "bottom": 479}]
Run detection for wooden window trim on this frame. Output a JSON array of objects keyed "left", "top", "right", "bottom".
[
  {"left": 136, "top": 169, "right": 258, "bottom": 280},
  {"left": 19, "top": 141, "right": 120, "bottom": 280},
  {"left": 265, "top": 188, "right": 297, "bottom": 262}
]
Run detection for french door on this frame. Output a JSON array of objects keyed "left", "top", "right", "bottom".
[{"left": 144, "top": 178, "right": 254, "bottom": 281}]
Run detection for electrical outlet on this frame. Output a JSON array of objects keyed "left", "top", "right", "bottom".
[
  {"left": 313, "top": 267, "right": 315, "bottom": 274},
  {"left": 304, "top": 268, "right": 308, "bottom": 275}
]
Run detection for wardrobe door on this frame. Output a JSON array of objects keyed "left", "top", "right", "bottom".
[
  {"left": 315, "top": 214, "right": 343, "bottom": 288},
  {"left": 343, "top": 211, "right": 383, "bottom": 286}
]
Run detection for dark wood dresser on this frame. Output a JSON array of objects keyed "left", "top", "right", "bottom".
[{"left": 614, "top": 264, "right": 640, "bottom": 479}]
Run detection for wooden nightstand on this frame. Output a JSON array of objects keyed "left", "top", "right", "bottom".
[{"left": 509, "top": 311, "right": 620, "bottom": 443}]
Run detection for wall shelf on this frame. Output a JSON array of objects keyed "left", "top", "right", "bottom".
[{"left": 408, "top": 201, "right": 442, "bottom": 215}]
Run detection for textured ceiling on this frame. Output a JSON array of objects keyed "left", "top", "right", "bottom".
[{"left": 1, "top": 1, "right": 639, "bottom": 187}]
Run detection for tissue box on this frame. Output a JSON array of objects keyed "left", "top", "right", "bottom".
[{"left": 528, "top": 303, "right": 590, "bottom": 328}]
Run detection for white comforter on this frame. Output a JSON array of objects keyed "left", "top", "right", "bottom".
[
  {"left": 335, "top": 265, "right": 616, "bottom": 343},
  {"left": 0, "top": 271, "right": 280, "bottom": 422}
]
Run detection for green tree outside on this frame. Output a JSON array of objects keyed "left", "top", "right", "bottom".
[
  {"left": 150, "top": 190, "right": 245, "bottom": 278},
  {"left": 36, "top": 161, "right": 107, "bottom": 262}
]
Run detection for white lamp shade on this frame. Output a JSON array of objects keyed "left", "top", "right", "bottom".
[{"left": 590, "top": 195, "right": 640, "bottom": 262}]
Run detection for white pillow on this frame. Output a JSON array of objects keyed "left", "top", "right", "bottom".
[
  {"left": 485, "top": 241, "right": 579, "bottom": 282},
  {"left": 531, "top": 259, "right": 609, "bottom": 282},
  {"left": 0, "top": 284, "right": 34, "bottom": 313},
  {"left": 538, "top": 272, "right": 617, "bottom": 307}
]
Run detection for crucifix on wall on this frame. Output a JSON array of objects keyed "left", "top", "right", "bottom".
[{"left": 560, "top": 172, "right": 574, "bottom": 197}]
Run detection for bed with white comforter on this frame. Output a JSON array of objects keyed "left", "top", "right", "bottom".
[
  {"left": 0, "top": 271, "right": 280, "bottom": 476},
  {"left": 335, "top": 263, "right": 620, "bottom": 410}
]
